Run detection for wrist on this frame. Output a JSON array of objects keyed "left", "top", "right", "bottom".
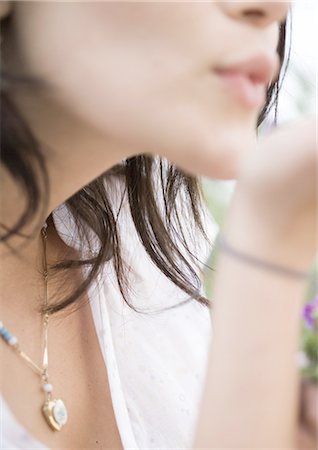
[
  {"left": 222, "top": 184, "right": 315, "bottom": 276},
  {"left": 216, "top": 234, "right": 311, "bottom": 282}
]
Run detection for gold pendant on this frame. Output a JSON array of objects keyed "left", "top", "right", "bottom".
[{"left": 42, "top": 398, "right": 68, "bottom": 431}]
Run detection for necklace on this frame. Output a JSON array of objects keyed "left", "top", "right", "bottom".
[{"left": 0, "top": 221, "right": 68, "bottom": 431}]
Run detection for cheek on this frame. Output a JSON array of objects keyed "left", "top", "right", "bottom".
[
  {"left": 15, "top": 2, "right": 259, "bottom": 180},
  {"left": 54, "top": 53, "right": 258, "bottom": 180}
]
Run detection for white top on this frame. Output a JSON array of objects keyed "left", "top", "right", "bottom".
[{"left": 0, "top": 176, "right": 219, "bottom": 449}]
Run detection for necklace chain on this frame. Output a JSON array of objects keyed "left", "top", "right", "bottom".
[
  {"left": 0, "top": 221, "right": 69, "bottom": 431},
  {"left": 41, "top": 224, "right": 49, "bottom": 375},
  {"left": 1, "top": 223, "right": 48, "bottom": 375}
]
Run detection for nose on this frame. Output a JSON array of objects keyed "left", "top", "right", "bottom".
[{"left": 221, "top": 1, "right": 290, "bottom": 27}]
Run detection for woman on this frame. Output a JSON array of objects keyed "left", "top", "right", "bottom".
[{"left": 0, "top": 1, "right": 316, "bottom": 449}]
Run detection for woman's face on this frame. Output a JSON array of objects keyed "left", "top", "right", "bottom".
[{"left": 5, "top": 1, "right": 289, "bottom": 179}]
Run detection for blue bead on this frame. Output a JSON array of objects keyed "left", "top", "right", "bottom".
[
  {"left": 0, "top": 327, "right": 7, "bottom": 336},
  {"left": 2, "top": 330, "right": 12, "bottom": 341}
]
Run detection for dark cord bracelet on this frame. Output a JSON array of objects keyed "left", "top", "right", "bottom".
[{"left": 216, "top": 234, "right": 311, "bottom": 280}]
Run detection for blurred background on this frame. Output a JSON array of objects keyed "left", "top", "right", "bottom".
[{"left": 201, "top": 0, "right": 317, "bottom": 379}]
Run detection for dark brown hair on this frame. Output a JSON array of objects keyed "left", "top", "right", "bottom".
[{"left": 0, "top": 12, "right": 289, "bottom": 318}]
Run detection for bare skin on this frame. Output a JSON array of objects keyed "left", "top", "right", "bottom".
[
  {"left": 192, "top": 119, "right": 317, "bottom": 448},
  {"left": 1, "top": 1, "right": 317, "bottom": 448},
  {"left": 0, "top": 217, "right": 124, "bottom": 449}
]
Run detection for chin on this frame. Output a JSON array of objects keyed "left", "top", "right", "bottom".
[{"left": 177, "top": 121, "right": 257, "bottom": 181}]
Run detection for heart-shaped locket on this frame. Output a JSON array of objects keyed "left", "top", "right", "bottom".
[{"left": 42, "top": 398, "right": 68, "bottom": 431}]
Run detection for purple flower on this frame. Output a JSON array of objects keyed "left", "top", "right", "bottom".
[{"left": 303, "top": 295, "right": 318, "bottom": 329}]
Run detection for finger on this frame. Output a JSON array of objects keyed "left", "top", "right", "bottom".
[
  {"left": 302, "top": 380, "right": 318, "bottom": 433},
  {"left": 296, "top": 425, "right": 317, "bottom": 450}
]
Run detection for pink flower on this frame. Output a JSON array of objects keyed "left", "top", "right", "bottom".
[{"left": 303, "top": 295, "right": 318, "bottom": 329}]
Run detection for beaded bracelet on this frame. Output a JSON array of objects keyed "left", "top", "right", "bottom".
[{"left": 216, "top": 234, "right": 311, "bottom": 280}]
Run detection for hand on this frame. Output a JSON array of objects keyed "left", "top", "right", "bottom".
[
  {"left": 296, "top": 378, "right": 318, "bottom": 449},
  {"left": 230, "top": 118, "right": 317, "bottom": 271}
]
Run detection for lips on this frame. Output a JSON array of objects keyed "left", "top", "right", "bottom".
[
  {"left": 214, "top": 53, "right": 279, "bottom": 109},
  {"left": 214, "top": 70, "right": 267, "bottom": 108}
]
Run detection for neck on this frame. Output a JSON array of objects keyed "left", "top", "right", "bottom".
[{"left": 0, "top": 215, "right": 71, "bottom": 323}]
